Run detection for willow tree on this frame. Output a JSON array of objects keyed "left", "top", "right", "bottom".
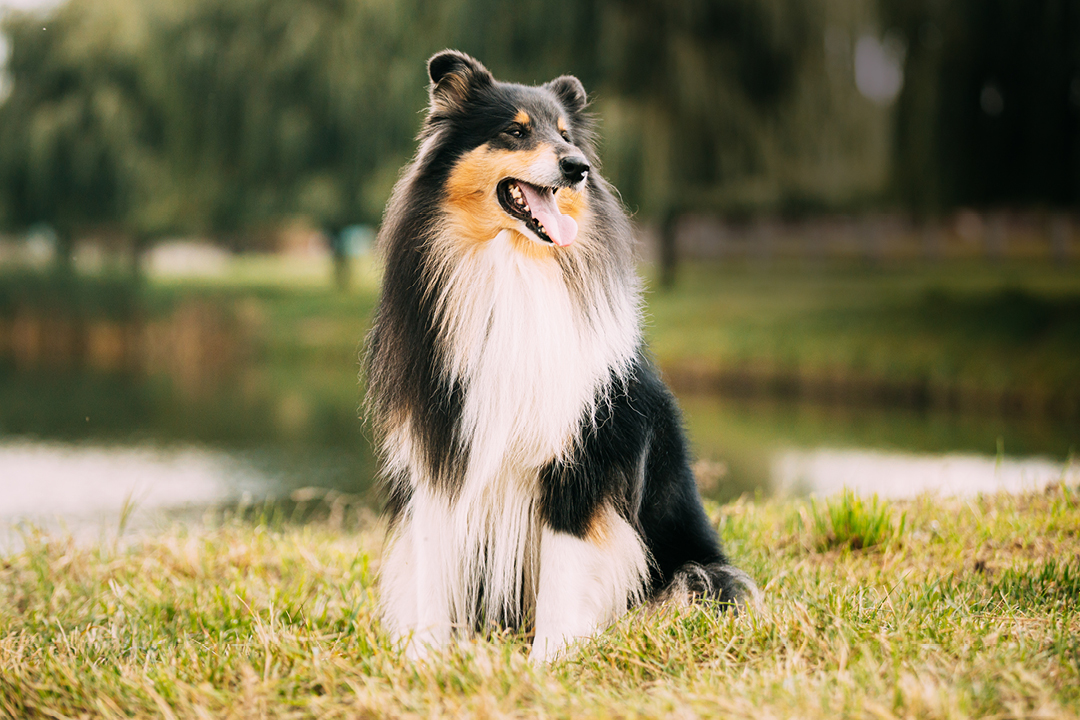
[
  {"left": 0, "top": 0, "right": 431, "bottom": 284},
  {"left": 1, "top": 0, "right": 900, "bottom": 285},
  {"left": 134, "top": 0, "right": 434, "bottom": 285},
  {"left": 0, "top": 0, "right": 163, "bottom": 268},
  {"left": 139, "top": 0, "right": 425, "bottom": 238}
]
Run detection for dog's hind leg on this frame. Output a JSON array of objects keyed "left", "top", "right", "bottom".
[{"left": 529, "top": 505, "right": 649, "bottom": 663}]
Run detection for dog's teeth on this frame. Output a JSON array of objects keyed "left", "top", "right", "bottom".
[{"left": 505, "top": 182, "right": 532, "bottom": 215}]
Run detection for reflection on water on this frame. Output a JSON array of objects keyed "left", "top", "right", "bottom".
[
  {"left": 680, "top": 394, "right": 1079, "bottom": 502},
  {"left": 0, "top": 364, "right": 379, "bottom": 547},
  {"left": 0, "top": 440, "right": 377, "bottom": 549},
  {"left": 0, "top": 369, "right": 1077, "bottom": 545},
  {"left": 773, "top": 449, "right": 1078, "bottom": 499},
  {"left": 0, "top": 441, "right": 261, "bottom": 519}
]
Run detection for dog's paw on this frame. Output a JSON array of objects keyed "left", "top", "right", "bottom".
[{"left": 528, "top": 632, "right": 573, "bottom": 664}]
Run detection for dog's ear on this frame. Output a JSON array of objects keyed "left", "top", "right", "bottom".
[
  {"left": 428, "top": 50, "right": 493, "bottom": 114},
  {"left": 546, "top": 75, "right": 588, "bottom": 115}
]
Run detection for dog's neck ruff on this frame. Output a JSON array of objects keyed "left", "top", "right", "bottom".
[{"left": 426, "top": 226, "right": 640, "bottom": 487}]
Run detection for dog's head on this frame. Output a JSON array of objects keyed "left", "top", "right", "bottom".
[{"left": 424, "top": 50, "right": 593, "bottom": 252}]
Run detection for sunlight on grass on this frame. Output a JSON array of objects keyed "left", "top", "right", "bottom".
[{"left": 1, "top": 487, "right": 1078, "bottom": 718}]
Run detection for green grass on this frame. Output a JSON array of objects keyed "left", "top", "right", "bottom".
[
  {"left": 644, "top": 261, "right": 1080, "bottom": 411},
  {"left": 5, "top": 259, "right": 1080, "bottom": 422},
  {"left": 2, "top": 485, "right": 1079, "bottom": 718},
  {"left": 811, "top": 488, "right": 906, "bottom": 551}
]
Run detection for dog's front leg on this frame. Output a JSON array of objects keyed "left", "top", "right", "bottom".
[
  {"left": 386, "top": 490, "right": 453, "bottom": 660},
  {"left": 530, "top": 508, "right": 649, "bottom": 663}
]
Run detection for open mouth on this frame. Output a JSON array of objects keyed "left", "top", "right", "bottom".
[{"left": 497, "top": 179, "right": 578, "bottom": 247}]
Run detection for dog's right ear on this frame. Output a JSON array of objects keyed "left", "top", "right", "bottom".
[{"left": 428, "top": 50, "right": 493, "bottom": 115}]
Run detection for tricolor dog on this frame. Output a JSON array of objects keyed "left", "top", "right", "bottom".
[{"left": 365, "top": 50, "right": 757, "bottom": 662}]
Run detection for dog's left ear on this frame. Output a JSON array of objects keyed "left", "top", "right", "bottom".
[
  {"left": 546, "top": 75, "right": 588, "bottom": 115},
  {"left": 428, "top": 50, "right": 493, "bottom": 115}
]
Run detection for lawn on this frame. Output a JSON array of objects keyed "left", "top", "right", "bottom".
[
  {"left": 4, "top": 258, "right": 1079, "bottom": 419},
  {"left": 2, "top": 484, "right": 1078, "bottom": 718},
  {"left": 643, "top": 261, "right": 1080, "bottom": 415},
  {"left": 161, "top": 257, "right": 1080, "bottom": 417}
]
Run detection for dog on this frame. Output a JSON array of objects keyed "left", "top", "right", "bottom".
[{"left": 365, "top": 50, "right": 757, "bottom": 662}]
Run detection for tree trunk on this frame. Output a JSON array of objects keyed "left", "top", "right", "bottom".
[
  {"left": 659, "top": 206, "right": 679, "bottom": 290},
  {"left": 330, "top": 228, "right": 350, "bottom": 291}
]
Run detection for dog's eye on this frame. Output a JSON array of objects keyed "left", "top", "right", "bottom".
[
  {"left": 560, "top": 130, "right": 571, "bottom": 142},
  {"left": 505, "top": 125, "right": 524, "bottom": 138}
]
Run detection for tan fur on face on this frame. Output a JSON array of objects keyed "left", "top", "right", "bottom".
[
  {"left": 444, "top": 145, "right": 587, "bottom": 257},
  {"left": 514, "top": 110, "right": 531, "bottom": 126}
]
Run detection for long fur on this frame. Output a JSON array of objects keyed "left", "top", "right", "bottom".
[{"left": 365, "top": 50, "right": 757, "bottom": 660}]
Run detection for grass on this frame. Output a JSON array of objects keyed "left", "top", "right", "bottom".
[
  {"left": 4, "top": 259, "right": 1080, "bottom": 433},
  {"left": 188, "top": 259, "right": 1080, "bottom": 421},
  {"left": 811, "top": 488, "right": 906, "bottom": 551},
  {"left": 2, "top": 485, "right": 1079, "bottom": 718},
  {"left": 644, "top": 261, "right": 1080, "bottom": 413},
  {"left": 6, "top": 259, "right": 1080, "bottom": 397}
]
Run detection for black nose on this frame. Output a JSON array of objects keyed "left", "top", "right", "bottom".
[{"left": 559, "top": 155, "right": 590, "bottom": 184}]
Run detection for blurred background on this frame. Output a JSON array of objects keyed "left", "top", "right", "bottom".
[{"left": 0, "top": 0, "right": 1077, "bottom": 541}]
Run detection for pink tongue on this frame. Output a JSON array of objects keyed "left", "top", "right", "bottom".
[{"left": 518, "top": 183, "right": 578, "bottom": 247}]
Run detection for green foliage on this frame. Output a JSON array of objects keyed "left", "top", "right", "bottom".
[
  {"left": 3, "top": 0, "right": 1076, "bottom": 243},
  {"left": 0, "top": 268, "right": 142, "bottom": 320},
  {"left": 0, "top": 0, "right": 430, "bottom": 239},
  {"left": 0, "top": 0, "right": 898, "bottom": 242},
  {"left": 812, "top": 488, "right": 904, "bottom": 550},
  {"left": 138, "top": 0, "right": 427, "bottom": 234},
  {"left": 0, "top": 0, "right": 163, "bottom": 246}
]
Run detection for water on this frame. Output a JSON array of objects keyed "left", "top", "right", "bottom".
[
  {"left": 680, "top": 395, "right": 1078, "bottom": 500},
  {"left": 0, "top": 439, "right": 376, "bottom": 548},
  {"left": 0, "top": 370, "right": 1077, "bottom": 548},
  {"left": 772, "top": 449, "right": 1076, "bottom": 499},
  {"left": 0, "top": 367, "right": 379, "bottom": 548}
]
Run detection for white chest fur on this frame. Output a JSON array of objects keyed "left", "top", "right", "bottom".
[
  {"left": 376, "top": 229, "right": 642, "bottom": 640},
  {"left": 431, "top": 229, "right": 639, "bottom": 484}
]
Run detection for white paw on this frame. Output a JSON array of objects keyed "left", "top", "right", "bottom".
[{"left": 528, "top": 634, "right": 567, "bottom": 664}]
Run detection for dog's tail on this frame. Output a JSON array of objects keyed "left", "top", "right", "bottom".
[{"left": 652, "top": 561, "right": 762, "bottom": 612}]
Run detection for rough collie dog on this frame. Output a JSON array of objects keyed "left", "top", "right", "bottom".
[{"left": 366, "top": 50, "right": 757, "bottom": 662}]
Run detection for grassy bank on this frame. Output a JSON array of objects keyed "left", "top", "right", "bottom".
[
  {"left": 163, "top": 259, "right": 1080, "bottom": 419},
  {"left": 2, "top": 486, "right": 1078, "bottom": 718},
  {"left": 3, "top": 259, "right": 1079, "bottom": 418},
  {"left": 645, "top": 262, "right": 1080, "bottom": 417}
]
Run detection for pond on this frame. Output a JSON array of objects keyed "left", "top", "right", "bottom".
[
  {"left": 679, "top": 395, "right": 1079, "bottom": 500},
  {"left": 1, "top": 362, "right": 1076, "bottom": 551}
]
